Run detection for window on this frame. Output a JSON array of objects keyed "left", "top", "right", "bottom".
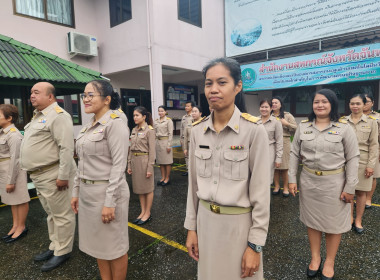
[
  {"left": 56, "top": 94, "right": 81, "bottom": 125},
  {"left": 178, "top": 0, "right": 202, "bottom": 27},
  {"left": 109, "top": 0, "right": 132, "bottom": 27},
  {"left": 14, "top": 0, "right": 74, "bottom": 26}
]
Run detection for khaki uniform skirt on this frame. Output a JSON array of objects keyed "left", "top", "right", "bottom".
[
  {"left": 155, "top": 138, "right": 173, "bottom": 165},
  {"left": 276, "top": 136, "right": 290, "bottom": 170},
  {"left": 299, "top": 169, "right": 351, "bottom": 234},
  {"left": 0, "top": 160, "right": 30, "bottom": 205},
  {"left": 356, "top": 152, "right": 372, "bottom": 191},
  {"left": 197, "top": 203, "right": 263, "bottom": 280},
  {"left": 131, "top": 154, "right": 154, "bottom": 194},
  {"left": 373, "top": 155, "right": 380, "bottom": 178},
  {"left": 78, "top": 178, "right": 130, "bottom": 260}
]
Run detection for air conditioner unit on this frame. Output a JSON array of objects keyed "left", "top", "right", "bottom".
[{"left": 67, "top": 31, "right": 98, "bottom": 57}]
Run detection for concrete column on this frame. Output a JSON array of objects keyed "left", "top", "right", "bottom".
[{"left": 150, "top": 63, "right": 164, "bottom": 120}]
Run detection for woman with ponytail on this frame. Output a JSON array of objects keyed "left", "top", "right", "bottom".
[
  {"left": 71, "top": 80, "right": 130, "bottom": 279},
  {"left": 127, "top": 106, "right": 156, "bottom": 225}
]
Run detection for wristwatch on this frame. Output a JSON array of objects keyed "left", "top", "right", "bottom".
[{"left": 248, "top": 242, "right": 263, "bottom": 253}]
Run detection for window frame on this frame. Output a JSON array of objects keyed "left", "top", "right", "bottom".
[
  {"left": 13, "top": 0, "right": 75, "bottom": 28},
  {"left": 109, "top": 0, "right": 132, "bottom": 28},
  {"left": 177, "top": 0, "right": 202, "bottom": 28}
]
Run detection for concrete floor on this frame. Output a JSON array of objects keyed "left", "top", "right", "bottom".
[{"left": 0, "top": 165, "right": 379, "bottom": 280}]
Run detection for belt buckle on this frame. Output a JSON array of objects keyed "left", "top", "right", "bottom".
[
  {"left": 210, "top": 204, "right": 220, "bottom": 214},
  {"left": 315, "top": 170, "right": 323, "bottom": 176}
]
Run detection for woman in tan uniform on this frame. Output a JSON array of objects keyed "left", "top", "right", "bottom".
[
  {"left": 154, "top": 106, "right": 173, "bottom": 186},
  {"left": 0, "top": 104, "right": 30, "bottom": 243},
  {"left": 289, "top": 89, "right": 359, "bottom": 280},
  {"left": 127, "top": 106, "right": 155, "bottom": 225},
  {"left": 183, "top": 105, "right": 203, "bottom": 158},
  {"left": 271, "top": 97, "right": 297, "bottom": 196},
  {"left": 71, "top": 80, "right": 130, "bottom": 280},
  {"left": 185, "top": 58, "right": 270, "bottom": 280},
  {"left": 344, "top": 94, "right": 378, "bottom": 234},
  {"left": 258, "top": 99, "right": 283, "bottom": 184},
  {"left": 362, "top": 93, "right": 380, "bottom": 209}
]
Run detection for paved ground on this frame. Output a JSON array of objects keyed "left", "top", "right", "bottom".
[{"left": 0, "top": 165, "right": 379, "bottom": 280}]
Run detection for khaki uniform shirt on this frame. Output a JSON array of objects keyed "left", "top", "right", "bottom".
[
  {"left": 153, "top": 117, "right": 173, "bottom": 148},
  {"left": 273, "top": 112, "right": 297, "bottom": 137},
  {"left": 184, "top": 107, "right": 270, "bottom": 246},
  {"left": 0, "top": 124, "right": 23, "bottom": 184},
  {"left": 20, "top": 102, "right": 75, "bottom": 180},
  {"left": 180, "top": 114, "right": 192, "bottom": 146},
  {"left": 127, "top": 125, "right": 156, "bottom": 174},
  {"left": 73, "top": 110, "right": 130, "bottom": 208},
  {"left": 368, "top": 111, "right": 380, "bottom": 154},
  {"left": 343, "top": 114, "right": 379, "bottom": 168},
  {"left": 289, "top": 120, "right": 360, "bottom": 194},
  {"left": 259, "top": 115, "right": 283, "bottom": 163},
  {"left": 112, "top": 108, "right": 128, "bottom": 126}
]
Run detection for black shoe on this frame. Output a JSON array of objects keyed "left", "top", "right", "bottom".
[
  {"left": 161, "top": 180, "right": 171, "bottom": 186},
  {"left": 306, "top": 258, "right": 322, "bottom": 278},
  {"left": 5, "top": 228, "right": 28, "bottom": 243},
  {"left": 321, "top": 272, "right": 334, "bottom": 280},
  {"left": 282, "top": 192, "right": 290, "bottom": 198},
  {"left": 157, "top": 180, "right": 164, "bottom": 186},
  {"left": 41, "top": 253, "right": 71, "bottom": 272},
  {"left": 34, "top": 250, "right": 54, "bottom": 261},
  {"left": 2, "top": 233, "right": 14, "bottom": 240},
  {"left": 352, "top": 224, "right": 364, "bottom": 234},
  {"left": 132, "top": 218, "right": 141, "bottom": 224},
  {"left": 137, "top": 216, "right": 152, "bottom": 225},
  {"left": 272, "top": 189, "right": 280, "bottom": 195},
  {"left": 365, "top": 204, "right": 372, "bottom": 209},
  {"left": 182, "top": 172, "right": 188, "bottom": 176}
]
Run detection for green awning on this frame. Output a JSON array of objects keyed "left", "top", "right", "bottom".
[{"left": 0, "top": 34, "right": 102, "bottom": 84}]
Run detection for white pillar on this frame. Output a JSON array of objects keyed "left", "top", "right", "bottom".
[{"left": 150, "top": 63, "right": 164, "bottom": 120}]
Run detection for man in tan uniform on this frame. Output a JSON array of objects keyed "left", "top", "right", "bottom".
[
  {"left": 180, "top": 101, "right": 194, "bottom": 176},
  {"left": 20, "top": 82, "right": 76, "bottom": 272}
]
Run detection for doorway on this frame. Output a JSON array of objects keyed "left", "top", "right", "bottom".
[{"left": 120, "top": 89, "right": 152, "bottom": 130}]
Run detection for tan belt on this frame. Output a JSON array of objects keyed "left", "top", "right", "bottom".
[
  {"left": 81, "top": 179, "right": 109, "bottom": 185},
  {"left": 27, "top": 162, "right": 59, "bottom": 175},
  {"left": 0, "top": 157, "right": 10, "bottom": 162},
  {"left": 132, "top": 152, "right": 148, "bottom": 156},
  {"left": 157, "top": 136, "right": 169, "bottom": 140},
  {"left": 200, "top": 199, "right": 252, "bottom": 215},
  {"left": 303, "top": 165, "right": 345, "bottom": 176}
]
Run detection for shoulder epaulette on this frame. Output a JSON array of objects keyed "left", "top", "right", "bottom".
[
  {"left": 166, "top": 117, "right": 171, "bottom": 120},
  {"left": 149, "top": 125, "right": 154, "bottom": 130},
  {"left": 369, "top": 115, "right": 378, "bottom": 121},
  {"left": 339, "top": 119, "right": 347, "bottom": 124},
  {"left": 339, "top": 116, "right": 346, "bottom": 119},
  {"left": 192, "top": 116, "right": 206, "bottom": 126},
  {"left": 118, "top": 108, "right": 123, "bottom": 113},
  {"left": 110, "top": 113, "right": 119, "bottom": 119},
  {"left": 301, "top": 119, "right": 309, "bottom": 123},
  {"left": 55, "top": 106, "right": 63, "bottom": 114},
  {"left": 9, "top": 128, "right": 17, "bottom": 132},
  {"left": 241, "top": 113, "right": 259, "bottom": 123},
  {"left": 275, "top": 117, "right": 280, "bottom": 121}
]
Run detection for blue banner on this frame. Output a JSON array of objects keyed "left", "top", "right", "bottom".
[{"left": 241, "top": 43, "right": 380, "bottom": 92}]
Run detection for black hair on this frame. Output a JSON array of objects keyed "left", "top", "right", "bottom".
[
  {"left": 308, "top": 89, "right": 340, "bottom": 122},
  {"left": 134, "top": 106, "right": 153, "bottom": 126},
  {"left": 271, "top": 96, "right": 285, "bottom": 118},
  {"left": 185, "top": 101, "right": 195, "bottom": 107},
  {"left": 363, "top": 92, "right": 374, "bottom": 102},
  {"left": 88, "top": 79, "right": 121, "bottom": 110},
  {"left": 350, "top": 93, "right": 367, "bottom": 105},
  {"left": 259, "top": 99, "right": 272, "bottom": 107},
  {"left": 202, "top": 57, "right": 247, "bottom": 113},
  {"left": 158, "top": 105, "right": 167, "bottom": 111},
  {"left": 192, "top": 105, "right": 203, "bottom": 113}
]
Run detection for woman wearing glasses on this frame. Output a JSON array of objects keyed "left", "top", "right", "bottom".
[{"left": 71, "top": 80, "right": 130, "bottom": 280}]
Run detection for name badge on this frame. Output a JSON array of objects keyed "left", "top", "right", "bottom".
[
  {"left": 304, "top": 131, "right": 313, "bottom": 134},
  {"left": 328, "top": 131, "right": 339, "bottom": 135}
]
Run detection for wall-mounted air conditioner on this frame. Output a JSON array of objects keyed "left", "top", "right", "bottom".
[{"left": 67, "top": 31, "right": 98, "bottom": 57}]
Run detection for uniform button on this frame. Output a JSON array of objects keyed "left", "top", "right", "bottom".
[
  {"left": 214, "top": 181, "right": 217, "bottom": 184},
  {"left": 216, "top": 147, "right": 220, "bottom": 150},
  {"left": 215, "top": 163, "right": 219, "bottom": 167}
]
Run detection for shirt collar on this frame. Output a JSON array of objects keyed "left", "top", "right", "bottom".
[
  {"left": 2, "top": 123, "right": 16, "bottom": 134},
  {"left": 203, "top": 106, "right": 241, "bottom": 134},
  {"left": 35, "top": 102, "right": 58, "bottom": 116},
  {"left": 347, "top": 113, "right": 368, "bottom": 123}
]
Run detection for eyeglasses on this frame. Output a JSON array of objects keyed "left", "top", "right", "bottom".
[{"left": 80, "top": 93, "right": 103, "bottom": 101}]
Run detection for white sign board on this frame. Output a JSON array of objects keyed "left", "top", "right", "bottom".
[{"left": 225, "top": 0, "right": 380, "bottom": 57}]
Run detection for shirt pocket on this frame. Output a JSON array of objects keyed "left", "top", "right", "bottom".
[
  {"left": 86, "top": 133, "right": 106, "bottom": 156},
  {"left": 0, "top": 138, "right": 7, "bottom": 152},
  {"left": 223, "top": 151, "right": 249, "bottom": 181},
  {"left": 358, "top": 126, "right": 371, "bottom": 142},
  {"left": 324, "top": 134, "right": 343, "bottom": 153},
  {"left": 194, "top": 149, "right": 212, "bottom": 178},
  {"left": 300, "top": 133, "right": 316, "bottom": 151},
  {"left": 266, "top": 129, "right": 275, "bottom": 142}
]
